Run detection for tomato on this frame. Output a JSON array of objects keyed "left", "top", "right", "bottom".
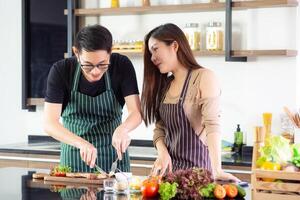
[
  {"left": 213, "top": 184, "right": 226, "bottom": 199},
  {"left": 223, "top": 184, "right": 238, "bottom": 198},
  {"left": 260, "top": 161, "right": 281, "bottom": 182},
  {"left": 141, "top": 177, "right": 159, "bottom": 197},
  {"left": 54, "top": 172, "right": 66, "bottom": 177}
]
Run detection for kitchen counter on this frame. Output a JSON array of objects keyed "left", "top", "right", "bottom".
[
  {"left": 0, "top": 136, "right": 252, "bottom": 167},
  {"left": 0, "top": 167, "right": 252, "bottom": 199}
]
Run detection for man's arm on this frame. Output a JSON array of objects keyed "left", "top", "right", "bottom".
[
  {"left": 43, "top": 102, "right": 97, "bottom": 167},
  {"left": 112, "top": 94, "right": 142, "bottom": 159}
]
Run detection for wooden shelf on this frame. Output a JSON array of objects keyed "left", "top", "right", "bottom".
[
  {"left": 112, "top": 49, "right": 297, "bottom": 57},
  {"left": 27, "top": 49, "right": 297, "bottom": 106},
  {"left": 27, "top": 98, "right": 44, "bottom": 106},
  {"left": 64, "top": 0, "right": 298, "bottom": 16}
]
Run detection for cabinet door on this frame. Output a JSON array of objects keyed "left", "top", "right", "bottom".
[
  {"left": 130, "top": 159, "right": 154, "bottom": 176},
  {"left": 222, "top": 165, "right": 251, "bottom": 182}
]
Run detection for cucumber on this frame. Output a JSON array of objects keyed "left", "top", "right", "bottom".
[{"left": 237, "top": 185, "right": 246, "bottom": 198}]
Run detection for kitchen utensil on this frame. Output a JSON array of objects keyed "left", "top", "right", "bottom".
[
  {"left": 109, "top": 157, "right": 118, "bottom": 175},
  {"left": 294, "top": 112, "right": 300, "bottom": 127},
  {"left": 283, "top": 106, "right": 298, "bottom": 128},
  {"left": 94, "top": 164, "right": 108, "bottom": 175}
]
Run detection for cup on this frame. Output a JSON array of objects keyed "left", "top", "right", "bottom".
[
  {"left": 103, "top": 178, "right": 117, "bottom": 192},
  {"left": 103, "top": 192, "right": 117, "bottom": 200}
]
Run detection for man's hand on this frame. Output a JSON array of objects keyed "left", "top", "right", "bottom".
[
  {"left": 78, "top": 141, "right": 97, "bottom": 168},
  {"left": 112, "top": 126, "right": 131, "bottom": 160}
]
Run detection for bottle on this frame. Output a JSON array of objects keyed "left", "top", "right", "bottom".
[
  {"left": 262, "top": 112, "right": 272, "bottom": 142},
  {"left": 142, "top": 0, "right": 151, "bottom": 6},
  {"left": 183, "top": 23, "right": 201, "bottom": 51},
  {"left": 206, "top": 21, "right": 223, "bottom": 51},
  {"left": 234, "top": 124, "right": 243, "bottom": 153},
  {"left": 111, "top": 0, "right": 119, "bottom": 8}
]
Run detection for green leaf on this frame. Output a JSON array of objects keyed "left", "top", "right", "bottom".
[{"left": 158, "top": 182, "right": 178, "bottom": 200}]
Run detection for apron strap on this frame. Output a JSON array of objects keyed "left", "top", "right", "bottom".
[
  {"left": 104, "top": 71, "right": 112, "bottom": 91},
  {"left": 179, "top": 70, "right": 192, "bottom": 105},
  {"left": 72, "top": 63, "right": 82, "bottom": 91}
]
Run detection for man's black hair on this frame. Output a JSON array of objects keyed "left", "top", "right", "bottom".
[{"left": 74, "top": 24, "right": 112, "bottom": 53}]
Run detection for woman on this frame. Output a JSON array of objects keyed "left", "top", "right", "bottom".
[
  {"left": 141, "top": 23, "right": 238, "bottom": 181},
  {"left": 44, "top": 25, "right": 142, "bottom": 173}
]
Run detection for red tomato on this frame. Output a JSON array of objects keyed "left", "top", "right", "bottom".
[
  {"left": 223, "top": 184, "right": 238, "bottom": 198},
  {"left": 54, "top": 172, "right": 66, "bottom": 177},
  {"left": 141, "top": 178, "right": 159, "bottom": 197}
]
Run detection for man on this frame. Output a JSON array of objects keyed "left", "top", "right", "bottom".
[{"left": 44, "top": 24, "right": 142, "bottom": 173}]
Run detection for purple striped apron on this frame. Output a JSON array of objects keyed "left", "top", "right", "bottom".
[{"left": 159, "top": 70, "right": 212, "bottom": 172}]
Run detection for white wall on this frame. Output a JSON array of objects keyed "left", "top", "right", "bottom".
[
  {"left": 0, "top": 0, "right": 28, "bottom": 145},
  {"left": 0, "top": 0, "right": 299, "bottom": 146}
]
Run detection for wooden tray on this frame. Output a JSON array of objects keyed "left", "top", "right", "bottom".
[
  {"left": 44, "top": 175, "right": 105, "bottom": 185},
  {"left": 251, "top": 127, "right": 300, "bottom": 200}
]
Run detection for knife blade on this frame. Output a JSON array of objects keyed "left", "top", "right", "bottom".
[
  {"left": 94, "top": 164, "right": 107, "bottom": 175},
  {"left": 109, "top": 157, "right": 118, "bottom": 176}
]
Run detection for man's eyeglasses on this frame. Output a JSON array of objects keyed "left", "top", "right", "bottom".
[{"left": 78, "top": 56, "right": 110, "bottom": 73}]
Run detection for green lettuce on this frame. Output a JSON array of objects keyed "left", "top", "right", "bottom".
[
  {"left": 259, "top": 135, "right": 292, "bottom": 164},
  {"left": 158, "top": 182, "right": 178, "bottom": 200},
  {"left": 292, "top": 143, "right": 300, "bottom": 167}
]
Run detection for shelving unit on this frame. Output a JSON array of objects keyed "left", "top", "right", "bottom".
[
  {"left": 64, "top": 0, "right": 298, "bottom": 16},
  {"left": 64, "top": 0, "right": 298, "bottom": 58},
  {"left": 112, "top": 49, "right": 297, "bottom": 57},
  {"left": 26, "top": 0, "right": 299, "bottom": 107}
]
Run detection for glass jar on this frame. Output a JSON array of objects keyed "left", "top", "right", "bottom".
[
  {"left": 280, "top": 114, "right": 295, "bottom": 143},
  {"left": 206, "top": 21, "right": 223, "bottom": 51},
  {"left": 183, "top": 23, "right": 201, "bottom": 51}
]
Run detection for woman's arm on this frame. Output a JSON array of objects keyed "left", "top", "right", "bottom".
[
  {"left": 199, "top": 70, "right": 239, "bottom": 181},
  {"left": 152, "top": 120, "right": 172, "bottom": 176}
]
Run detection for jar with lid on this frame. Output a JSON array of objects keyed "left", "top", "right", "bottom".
[
  {"left": 280, "top": 114, "right": 295, "bottom": 143},
  {"left": 183, "top": 23, "right": 201, "bottom": 51},
  {"left": 206, "top": 21, "right": 223, "bottom": 51}
]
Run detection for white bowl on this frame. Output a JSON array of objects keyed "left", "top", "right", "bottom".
[{"left": 115, "top": 172, "right": 132, "bottom": 182}]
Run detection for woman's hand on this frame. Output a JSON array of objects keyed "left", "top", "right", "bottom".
[
  {"left": 112, "top": 126, "right": 131, "bottom": 160},
  {"left": 214, "top": 170, "right": 241, "bottom": 182},
  {"left": 78, "top": 141, "right": 97, "bottom": 168},
  {"left": 151, "top": 149, "right": 172, "bottom": 176}
]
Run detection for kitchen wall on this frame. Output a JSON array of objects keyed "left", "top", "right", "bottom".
[{"left": 0, "top": 0, "right": 299, "bottom": 146}]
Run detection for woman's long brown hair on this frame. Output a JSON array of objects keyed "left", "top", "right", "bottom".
[{"left": 142, "top": 23, "right": 203, "bottom": 126}]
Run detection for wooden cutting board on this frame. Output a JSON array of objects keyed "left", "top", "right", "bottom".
[{"left": 44, "top": 175, "right": 105, "bottom": 185}]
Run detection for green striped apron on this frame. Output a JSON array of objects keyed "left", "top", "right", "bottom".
[{"left": 60, "top": 63, "right": 130, "bottom": 173}]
